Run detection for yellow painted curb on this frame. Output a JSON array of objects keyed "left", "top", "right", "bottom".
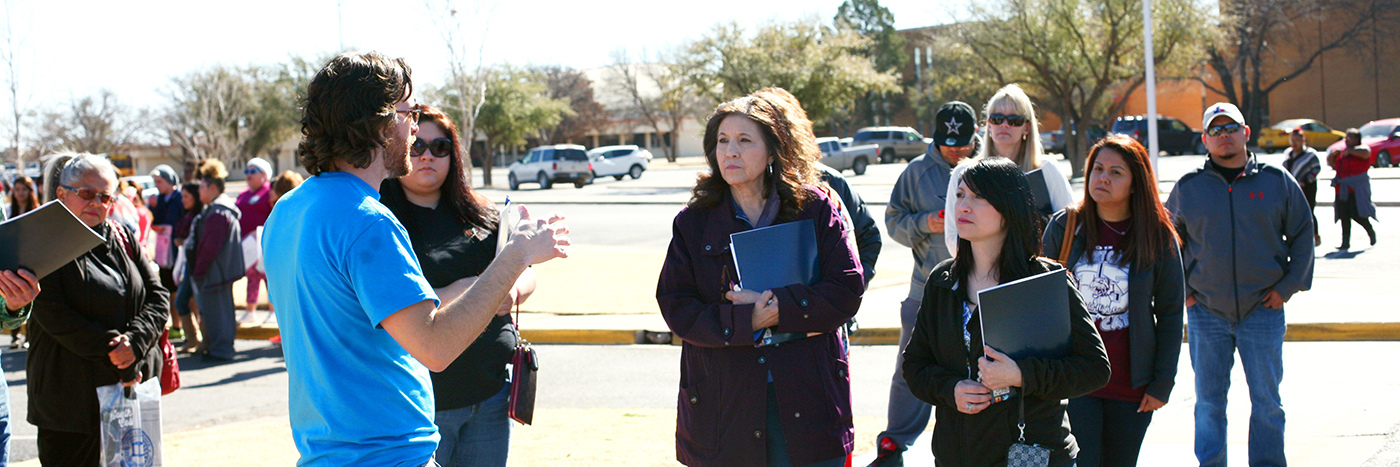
[
  {"left": 520, "top": 329, "right": 639, "bottom": 345},
  {"left": 1283, "top": 322, "right": 1400, "bottom": 341},
  {"left": 233, "top": 323, "right": 1400, "bottom": 345}
]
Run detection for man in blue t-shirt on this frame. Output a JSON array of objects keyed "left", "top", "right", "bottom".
[{"left": 262, "top": 52, "right": 570, "bottom": 467}]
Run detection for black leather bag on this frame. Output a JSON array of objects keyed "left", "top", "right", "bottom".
[{"left": 508, "top": 305, "right": 537, "bottom": 425}]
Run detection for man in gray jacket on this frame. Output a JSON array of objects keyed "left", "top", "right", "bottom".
[
  {"left": 1165, "top": 102, "right": 1314, "bottom": 467},
  {"left": 869, "top": 101, "right": 977, "bottom": 467}
]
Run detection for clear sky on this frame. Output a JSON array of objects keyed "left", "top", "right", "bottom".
[{"left": 2, "top": 0, "right": 966, "bottom": 113}]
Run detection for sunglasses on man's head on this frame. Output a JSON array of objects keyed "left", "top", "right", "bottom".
[
  {"left": 410, "top": 138, "right": 454, "bottom": 158},
  {"left": 1205, "top": 122, "right": 1244, "bottom": 137},
  {"left": 987, "top": 114, "right": 1028, "bottom": 127},
  {"left": 61, "top": 185, "right": 116, "bottom": 204}
]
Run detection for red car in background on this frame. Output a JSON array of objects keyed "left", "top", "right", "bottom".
[{"left": 1325, "top": 118, "right": 1400, "bottom": 168}]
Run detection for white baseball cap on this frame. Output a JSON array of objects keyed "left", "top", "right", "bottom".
[{"left": 1202, "top": 102, "right": 1245, "bottom": 129}]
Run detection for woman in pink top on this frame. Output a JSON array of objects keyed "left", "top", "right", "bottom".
[{"left": 235, "top": 157, "right": 274, "bottom": 321}]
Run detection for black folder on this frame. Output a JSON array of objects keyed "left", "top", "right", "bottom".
[
  {"left": 728, "top": 219, "right": 819, "bottom": 293},
  {"left": 1025, "top": 168, "right": 1054, "bottom": 217},
  {"left": 976, "top": 267, "right": 1072, "bottom": 360},
  {"left": 0, "top": 200, "right": 105, "bottom": 279}
]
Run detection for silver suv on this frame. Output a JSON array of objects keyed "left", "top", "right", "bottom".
[
  {"left": 507, "top": 144, "right": 594, "bottom": 190},
  {"left": 851, "top": 126, "right": 932, "bottom": 163}
]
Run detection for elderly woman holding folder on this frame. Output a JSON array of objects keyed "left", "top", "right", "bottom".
[
  {"left": 656, "top": 90, "right": 864, "bottom": 467},
  {"left": 28, "top": 152, "right": 168, "bottom": 465},
  {"left": 903, "top": 158, "right": 1108, "bottom": 466}
]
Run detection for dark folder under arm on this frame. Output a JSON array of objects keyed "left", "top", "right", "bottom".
[
  {"left": 0, "top": 200, "right": 105, "bottom": 279},
  {"left": 1025, "top": 168, "right": 1054, "bottom": 217},
  {"left": 728, "top": 218, "right": 819, "bottom": 293},
  {"left": 976, "top": 267, "right": 1072, "bottom": 361}
]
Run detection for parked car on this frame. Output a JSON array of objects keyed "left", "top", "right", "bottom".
[
  {"left": 816, "top": 137, "right": 878, "bottom": 175},
  {"left": 587, "top": 145, "right": 651, "bottom": 181},
  {"left": 851, "top": 126, "right": 932, "bottom": 163},
  {"left": 1256, "top": 118, "right": 1345, "bottom": 152},
  {"left": 1040, "top": 124, "right": 1107, "bottom": 155},
  {"left": 507, "top": 144, "right": 594, "bottom": 190},
  {"left": 1111, "top": 115, "right": 1205, "bottom": 155},
  {"left": 1324, "top": 118, "right": 1400, "bottom": 168},
  {"left": 119, "top": 175, "right": 159, "bottom": 201}
]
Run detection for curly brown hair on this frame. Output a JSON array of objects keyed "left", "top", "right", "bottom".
[
  {"left": 690, "top": 91, "right": 819, "bottom": 221},
  {"left": 196, "top": 158, "right": 228, "bottom": 193},
  {"left": 297, "top": 52, "right": 414, "bottom": 176}
]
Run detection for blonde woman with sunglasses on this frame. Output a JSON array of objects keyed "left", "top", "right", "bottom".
[{"left": 943, "top": 84, "right": 1075, "bottom": 254}]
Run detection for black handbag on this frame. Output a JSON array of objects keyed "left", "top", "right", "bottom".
[
  {"left": 508, "top": 303, "right": 537, "bottom": 425},
  {"left": 1007, "top": 396, "right": 1050, "bottom": 467}
]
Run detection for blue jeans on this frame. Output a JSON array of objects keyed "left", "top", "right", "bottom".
[
  {"left": 0, "top": 357, "right": 10, "bottom": 465},
  {"left": 433, "top": 386, "right": 510, "bottom": 467},
  {"left": 174, "top": 276, "right": 195, "bottom": 316},
  {"left": 1187, "top": 303, "right": 1286, "bottom": 467}
]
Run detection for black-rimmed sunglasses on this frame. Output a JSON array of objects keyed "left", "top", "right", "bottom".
[
  {"left": 410, "top": 138, "right": 454, "bottom": 158},
  {"left": 61, "top": 185, "right": 116, "bottom": 204},
  {"left": 1205, "top": 122, "right": 1243, "bottom": 137},
  {"left": 987, "top": 113, "right": 1028, "bottom": 127}
]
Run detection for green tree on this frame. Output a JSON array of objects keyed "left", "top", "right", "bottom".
[
  {"left": 681, "top": 18, "right": 900, "bottom": 126},
  {"left": 833, "top": 0, "right": 910, "bottom": 129},
  {"left": 163, "top": 63, "right": 305, "bottom": 170},
  {"left": 959, "top": 0, "right": 1208, "bottom": 176},
  {"left": 471, "top": 68, "right": 571, "bottom": 186},
  {"left": 535, "top": 65, "right": 609, "bottom": 146},
  {"left": 1200, "top": 0, "right": 1400, "bottom": 134},
  {"left": 905, "top": 29, "right": 1002, "bottom": 135}
]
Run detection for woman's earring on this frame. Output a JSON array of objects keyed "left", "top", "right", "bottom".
[{"left": 767, "top": 163, "right": 774, "bottom": 178}]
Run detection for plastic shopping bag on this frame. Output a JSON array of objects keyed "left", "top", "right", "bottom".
[{"left": 98, "top": 378, "right": 163, "bottom": 467}]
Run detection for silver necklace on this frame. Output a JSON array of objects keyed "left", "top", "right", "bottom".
[{"left": 1100, "top": 217, "right": 1129, "bottom": 236}]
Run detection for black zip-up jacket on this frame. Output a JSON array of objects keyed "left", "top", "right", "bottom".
[
  {"left": 29, "top": 222, "right": 168, "bottom": 434},
  {"left": 1041, "top": 210, "right": 1185, "bottom": 401},
  {"left": 1164, "top": 153, "right": 1314, "bottom": 323},
  {"left": 903, "top": 258, "right": 1109, "bottom": 467}
]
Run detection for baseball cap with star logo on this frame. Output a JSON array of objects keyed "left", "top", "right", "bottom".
[
  {"left": 1202, "top": 102, "right": 1245, "bottom": 129},
  {"left": 934, "top": 101, "right": 976, "bottom": 148}
]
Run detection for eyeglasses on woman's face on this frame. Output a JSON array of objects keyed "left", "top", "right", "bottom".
[
  {"left": 410, "top": 138, "right": 454, "bottom": 158},
  {"left": 61, "top": 185, "right": 116, "bottom": 205},
  {"left": 987, "top": 114, "right": 1028, "bottom": 127}
]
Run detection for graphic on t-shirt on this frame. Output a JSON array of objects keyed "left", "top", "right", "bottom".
[{"left": 1074, "top": 245, "right": 1130, "bottom": 331}]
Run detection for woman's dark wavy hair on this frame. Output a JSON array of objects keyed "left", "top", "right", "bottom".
[
  {"left": 297, "top": 51, "right": 413, "bottom": 176},
  {"left": 951, "top": 158, "right": 1044, "bottom": 285},
  {"left": 8, "top": 176, "right": 38, "bottom": 216},
  {"left": 1073, "top": 134, "right": 1179, "bottom": 265},
  {"left": 382, "top": 105, "right": 497, "bottom": 239},
  {"left": 690, "top": 93, "right": 818, "bottom": 221},
  {"left": 181, "top": 181, "right": 205, "bottom": 214}
]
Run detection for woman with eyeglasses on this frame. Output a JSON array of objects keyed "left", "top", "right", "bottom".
[
  {"left": 943, "top": 84, "right": 1074, "bottom": 254},
  {"left": 378, "top": 105, "right": 534, "bottom": 467},
  {"left": 1041, "top": 135, "right": 1184, "bottom": 467},
  {"left": 28, "top": 152, "right": 169, "bottom": 465},
  {"left": 903, "top": 157, "right": 1108, "bottom": 467}
]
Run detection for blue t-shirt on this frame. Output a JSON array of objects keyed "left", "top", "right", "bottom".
[{"left": 262, "top": 172, "right": 440, "bottom": 466}]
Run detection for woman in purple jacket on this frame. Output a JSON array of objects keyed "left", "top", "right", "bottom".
[{"left": 656, "top": 90, "right": 865, "bottom": 467}]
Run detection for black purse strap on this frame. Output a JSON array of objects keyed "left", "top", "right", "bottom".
[{"left": 1017, "top": 394, "right": 1027, "bottom": 443}]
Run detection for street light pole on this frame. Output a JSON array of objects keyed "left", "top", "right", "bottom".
[{"left": 1143, "top": 0, "right": 1160, "bottom": 172}]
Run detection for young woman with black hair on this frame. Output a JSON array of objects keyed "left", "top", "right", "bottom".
[{"left": 902, "top": 157, "right": 1109, "bottom": 466}]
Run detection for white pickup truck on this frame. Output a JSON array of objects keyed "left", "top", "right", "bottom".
[{"left": 817, "top": 137, "right": 878, "bottom": 175}]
